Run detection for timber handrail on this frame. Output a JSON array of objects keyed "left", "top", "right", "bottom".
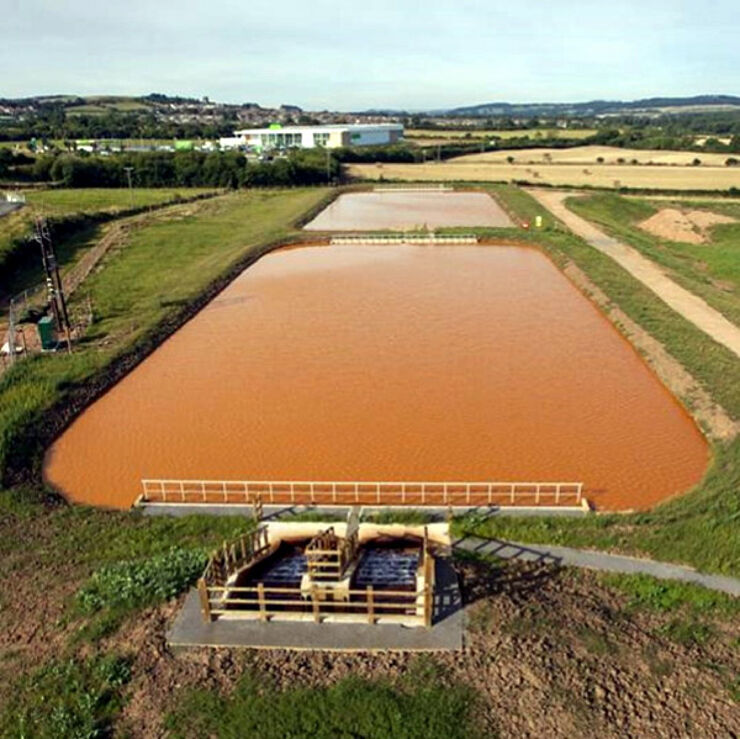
[
  {"left": 201, "top": 526, "right": 271, "bottom": 587},
  {"left": 141, "top": 478, "right": 584, "bottom": 507},
  {"left": 199, "top": 582, "right": 432, "bottom": 626}
]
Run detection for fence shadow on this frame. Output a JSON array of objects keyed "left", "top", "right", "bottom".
[{"left": 450, "top": 535, "right": 562, "bottom": 606}]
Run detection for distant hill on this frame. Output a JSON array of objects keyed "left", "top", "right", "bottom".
[{"left": 443, "top": 95, "right": 740, "bottom": 118}]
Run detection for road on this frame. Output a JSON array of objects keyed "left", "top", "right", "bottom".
[{"left": 528, "top": 188, "right": 740, "bottom": 360}]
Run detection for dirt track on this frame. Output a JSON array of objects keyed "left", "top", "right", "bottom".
[{"left": 528, "top": 189, "right": 740, "bottom": 360}]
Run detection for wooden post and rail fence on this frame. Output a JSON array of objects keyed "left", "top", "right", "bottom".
[
  {"left": 141, "top": 478, "right": 585, "bottom": 508},
  {"left": 305, "top": 525, "right": 359, "bottom": 581},
  {"left": 197, "top": 524, "right": 436, "bottom": 627}
]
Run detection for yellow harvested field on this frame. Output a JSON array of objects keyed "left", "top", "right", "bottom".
[
  {"left": 405, "top": 128, "right": 597, "bottom": 140},
  {"left": 451, "top": 145, "right": 733, "bottom": 167},
  {"left": 348, "top": 162, "right": 740, "bottom": 191}
]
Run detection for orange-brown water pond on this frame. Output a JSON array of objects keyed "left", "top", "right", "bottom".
[
  {"left": 44, "top": 243, "right": 708, "bottom": 511},
  {"left": 304, "top": 191, "right": 513, "bottom": 230}
]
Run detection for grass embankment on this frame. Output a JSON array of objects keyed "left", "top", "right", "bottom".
[
  {"left": 0, "top": 187, "right": 218, "bottom": 296},
  {"left": 0, "top": 188, "right": 328, "bottom": 482},
  {"left": 453, "top": 185, "right": 740, "bottom": 576},
  {"left": 0, "top": 187, "right": 336, "bottom": 734},
  {"left": 566, "top": 193, "right": 740, "bottom": 325},
  {"left": 23, "top": 187, "right": 217, "bottom": 216}
]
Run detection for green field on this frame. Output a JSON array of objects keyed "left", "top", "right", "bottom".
[
  {"left": 565, "top": 193, "right": 740, "bottom": 325},
  {"left": 24, "top": 187, "right": 216, "bottom": 216},
  {"left": 0, "top": 188, "right": 218, "bottom": 297},
  {"left": 64, "top": 96, "right": 152, "bottom": 115},
  {"left": 406, "top": 128, "right": 598, "bottom": 140}
]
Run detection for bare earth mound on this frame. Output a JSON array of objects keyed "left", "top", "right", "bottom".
[{"left": 639, "top": 208, "right": 736, "bottom": 244}]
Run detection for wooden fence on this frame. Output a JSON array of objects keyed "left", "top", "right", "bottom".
[
  {"left": 141, "top": 478, "right": 584, "bottom": 507},
  {"left": 330, "top": 234, "right": 477, "bottom": 245},
  {"left": 197, "top": 527, "right": 436, "bottom": 627},
  {"left": 198, "top": 581, "right": 434, "bottom": 626},
  {"left": 201, "top": 526, "right": 271, "bottom": 588},
  {"left": 305, "top": 526, "right": 359, "bottom": 581}
]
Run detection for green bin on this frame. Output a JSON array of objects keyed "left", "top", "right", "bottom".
[{"left": 37, "top": 316, "right": 55, "bottom": 351}]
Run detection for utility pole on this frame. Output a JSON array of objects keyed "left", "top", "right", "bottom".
[
  {"left": 325, "top": 148, "right": 332, "bottom": 185},
  {"left": 123, "top": 166, "right": 134, "bottom": 208},
  {"left": 35, "top": 218, "right": 72, "bottom": 352},
  {"left": 6, "top": 299, "right": 15, "bottom": 366}
]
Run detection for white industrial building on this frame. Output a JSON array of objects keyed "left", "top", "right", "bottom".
[{"left": 220, "top": 123, "right": 403, "bottom": 151}]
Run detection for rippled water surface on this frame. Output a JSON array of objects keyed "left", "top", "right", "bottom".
[
  {"left": 44, "top": 244, "right": 708, "bottom": 510},
  {"left": 303, "top": 191, "right": 513, "bottom": 230}
]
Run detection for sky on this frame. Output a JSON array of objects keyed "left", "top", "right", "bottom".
[{"left": 3, "top": 0, "right": 739, "bottom": 110}]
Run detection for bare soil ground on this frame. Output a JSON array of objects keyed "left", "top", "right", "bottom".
[
  {"left": 1, "top": 501, "right": 737, "bottom": 739},
  {"left": 108, "top": 562, "right": 740, "bottom": 737},
  {"left": 639, "top": 208, "right": 736, "bottom": 244}
]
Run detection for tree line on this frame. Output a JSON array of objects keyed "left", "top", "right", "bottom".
[
  {"left": 4, "top": 149, "right": 341, "bottom": 188},
  {"left": 0, "top": 105, "right": 237, "bottom": 143}
]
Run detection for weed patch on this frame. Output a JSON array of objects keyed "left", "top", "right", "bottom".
[
  {"left": 76, "top": 547, "right": 206, "bottom": 614},
  {"left": 165, "top": 670, "right": 482, "bottom": 739},
  {"left": 1, "top": 654, "right": 131, "bottom": 739}
]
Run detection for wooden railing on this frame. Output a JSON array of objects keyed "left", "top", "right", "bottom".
[
  {"left": 305, "top": 526, "right": 359, "bottom": 581},
  {"left": 141, "top": 479, "right": 584, "bottom": 507},
  {"left": 198, "top": 582, "right": 433, "bottom": 627},
  {"left": 201, "top": 526, "right": 271, "bottom": 588},
  {"left": 197, "top": 527, "right": 436, "bottom": 627},
  {"left": 330, "top": 234, "right": 477, "bottom": 245}
]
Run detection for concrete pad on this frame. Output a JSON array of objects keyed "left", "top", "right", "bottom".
[
  {"left": 453, "top": 535, "right": 740, "bottom": 597},
  {"left": 140, "top": 503, "right": 587, "bottom": 520},
  {"left": 167, "top": 558, "right": 463, "bottom": 652}
]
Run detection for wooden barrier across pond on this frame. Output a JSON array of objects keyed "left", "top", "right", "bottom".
[{"left": 141, "top": 478, "right": 585, "bottom": 508}]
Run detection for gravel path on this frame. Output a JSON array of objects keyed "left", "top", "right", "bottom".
[
  {"left": 454, "top": 534, "right": 740, "bottom": 596},
  {"left": 527, "top": 188, "right": 740, "bottom": 359},
  {"left": 0, "top": 202, "right": 22, "bottom": 218}
]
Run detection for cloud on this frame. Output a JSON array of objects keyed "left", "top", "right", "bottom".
[{"left": 3, "top": 0, "right": 738, "bottom": 107}]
